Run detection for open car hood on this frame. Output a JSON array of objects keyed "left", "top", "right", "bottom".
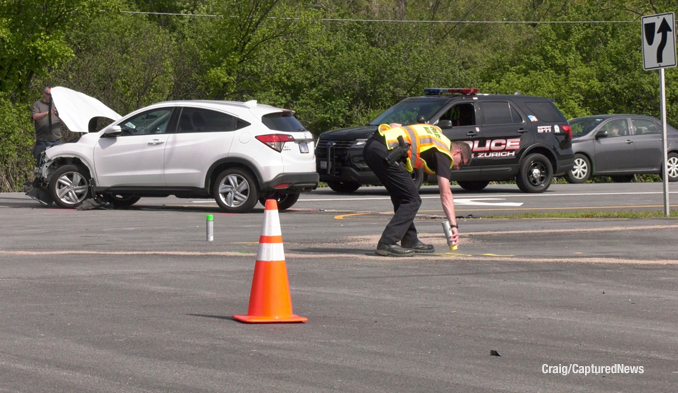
[{"left": 51, "top": 86, "right": 122, "bottom": 132}]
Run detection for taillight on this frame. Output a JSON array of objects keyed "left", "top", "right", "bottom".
[
  {"left": 256, "top": 134, "right": 295, "bottom": 152},
  {"left": 562, "top": 125, "right": 572, "bottom": 141}
]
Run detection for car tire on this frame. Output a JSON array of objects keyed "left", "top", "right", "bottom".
[
  {"left": 213, "top": 168, "right": 259, "bottom": 213},
  {"left": 660, "top": 152, "right": 678, "bottom": 182},
  {"left": 102, "top": 194, "right": 141, "bottom": 208},
  {"left": 48, "top": 164, "right": 91, "bottom": 209},
  {"left": 411, "top": 168, "right": 425, "bottom": 190},
  {"left": 565, "top": 154, "right": 591, "bottom": 184},
  {"left": 457, "top": 181, "right": 490, "bottom": 191},
  {"left": 327, "top": 181, "right": 361, "bottom": 193},
  {"left": 610, "top": 175, "right": 635, "bottom": 183},
  {"left": 259, "top": 192, "right": 300, "bottom": 210},
  {"left": 516, "top": 153, "right": 553, "bottom": 193}
]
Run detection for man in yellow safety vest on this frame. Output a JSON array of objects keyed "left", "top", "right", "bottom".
[{"left": 363, "top": 123, "right": 472, "bottom": 257}]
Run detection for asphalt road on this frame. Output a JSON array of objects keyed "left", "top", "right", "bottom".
[{"left": 0, "top": 183, "right": 677, "bottom": 392}]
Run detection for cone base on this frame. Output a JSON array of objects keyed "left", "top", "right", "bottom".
[{"left": 232, "top": 314, "right": 307, "bottom": 323}]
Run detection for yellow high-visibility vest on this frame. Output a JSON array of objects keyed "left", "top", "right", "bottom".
[{"left": 378, "top": 124, "right": 454, "bottom": 174}]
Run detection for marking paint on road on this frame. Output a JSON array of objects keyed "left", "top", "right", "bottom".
[
  {"left": 455, "top": 198, "right": 523, "bottom": 207},
  {"left": 335, "top": 205, "right": 678, "bottom": 219},
  {"left": 2, "top": 250, "right": 677, "bottom": 264},
  {"left": 299, "top": 190, "right": 678, "bottom": 203},
  {"left": 482, "top": 253, "right": 515, "bottom": 257}
]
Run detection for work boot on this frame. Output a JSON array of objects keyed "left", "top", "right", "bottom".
[
  {"left": 402, "top": 240, "right": 435, "bottom": 253},
  {"left": 375, "top": 243, "right": 415, "bottom": 257}
]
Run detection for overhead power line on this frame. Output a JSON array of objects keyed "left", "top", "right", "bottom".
[{"left": 119, "top": 10, "right": 640, "bottom": 24}]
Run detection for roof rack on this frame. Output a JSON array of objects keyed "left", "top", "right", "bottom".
[{"left": 424, "top": 88, "right": 478, "bottom": 96}]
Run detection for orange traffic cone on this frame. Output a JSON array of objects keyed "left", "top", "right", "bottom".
[{"left": 233, "top": 199, "right": 307, "bottom": 323}]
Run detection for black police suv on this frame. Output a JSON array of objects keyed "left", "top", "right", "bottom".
[{"left": 315, "top": 88, "right": 574, "bottom": 193}]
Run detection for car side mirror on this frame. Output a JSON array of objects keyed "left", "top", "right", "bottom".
[
  {"left": 438, "top": 120, "right": 453, "bottom": 129},
  {"left": 102, "top": 125, "right": 122, "bottom": 138},
  {"left": 595, "top": 130, "right": 608, "bottom": 139}
]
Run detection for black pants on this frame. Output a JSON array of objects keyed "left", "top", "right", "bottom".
[{"left": 363, "top": 137, "right": 421, "bottom": 246}]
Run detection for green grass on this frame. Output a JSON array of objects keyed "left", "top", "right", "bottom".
[{"left": 484, "top": 210, "right": 678, "bottom": 219}]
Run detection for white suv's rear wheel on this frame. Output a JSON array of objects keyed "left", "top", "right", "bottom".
[
  {"left": 213, "top": 168, "right": 259, "bottom": 213},
  {"left": 259, "top": 192, "right": 300, "bottom": 210}
]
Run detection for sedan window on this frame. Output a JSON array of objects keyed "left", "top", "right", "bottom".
[
  {"left": 602, "top": 119, "right": 629, "bottom": 137},
  {"left": 632, "top": 119, "right": 660, "bottom": 135},
  {"left": 569, "top": 117, "right": 604, "bottom": 137}
]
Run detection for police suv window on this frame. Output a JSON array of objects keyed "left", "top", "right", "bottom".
[
  {"left": 440, "top": 103, "right": 476, "bottom": 126},
  {"left": 176, "top": 108, "right": 248, "bottom": 133},
  {"left": 525, "top": 102, "right": 567, "bottom": 122},
  {"left": 480, "top": 102, "right": 514, "bottom": 125},
  {"left": 510, "top": 105, "right": 523, "bottom": 123}
]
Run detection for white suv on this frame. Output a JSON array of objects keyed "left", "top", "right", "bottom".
[{"left": 34, "top": 87, "right": 318, "bottom": 212}]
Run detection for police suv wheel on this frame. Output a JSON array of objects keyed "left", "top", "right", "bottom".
[
  {"left": 411, "top": 168, "right": 425, "bottom": 190},
  {"left": 48, "top": 164, "right": 91, "bottom": 208},
  {"left": 516, "top": 153, "right": 553, "bottom": 193},
  {"left": 102, "top": 194, "right": 141, "bottom": 208},
  {"left": 457, "top": 181, "right": 490, "bottom": 191},
  {"left": 327, "top": 181, "right": 361, "bottom": 193}
]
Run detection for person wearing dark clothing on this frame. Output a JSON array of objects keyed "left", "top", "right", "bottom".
[
  {"left": 363, "top": 123, "right": 471, "bottom": 257},
  {"left": 31, "top": 86, "right": 62, "bottom": 164}
]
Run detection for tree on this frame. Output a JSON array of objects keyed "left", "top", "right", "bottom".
[{"left": 0, "top": 0, "right": 105, "bottom": 100}]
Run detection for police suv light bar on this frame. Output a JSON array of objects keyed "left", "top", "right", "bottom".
[{"left": 424, "top": 88, "right": 478, "bottom": 95}]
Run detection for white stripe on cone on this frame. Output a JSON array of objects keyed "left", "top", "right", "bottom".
[
  {"left": 261, "top": 205, "right": 282, "bottom": 237},
  {"left": 257, "top": 243, "right": 285, "bottom": 261}
]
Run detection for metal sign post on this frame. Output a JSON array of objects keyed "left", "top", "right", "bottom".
[{"left": 642, "top": 12, "right": 676, "bottom": 217}]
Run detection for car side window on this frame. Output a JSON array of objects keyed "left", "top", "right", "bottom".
[
  {"left": 479, "top": 101, "right": 515, "bottom": 125},
  {"left": 439, "top": 103, "right": 476, "bottom": 126},
  {"left": 632, "top": 119, "right": 660, "bottom": 135},
  {"left": 176, "top": 107, "right": 248, "bottom": 133},
  {"left": 120, "top": 108, "right": 173, "bottom": 136},
  {"left": 603, "top": 119, "right": 629, "bottom": 137},
  {"left": 524, "top": 101, "right": 567, "bottom": 122}
]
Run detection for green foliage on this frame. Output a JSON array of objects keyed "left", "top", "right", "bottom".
[
  {"left": 44, "top": 7, "right": 176, "bottom": 114},
  {"left": 0, "top": 94, "right": 33, "bottom": 192},
  {"left": 477, "top": 0, "right": 677, "bottom": 126},
  {"left": 0, "top": 0, "right": 107, "bottom": 100},
  {"left": 1, "top": 0, "right": 677, "bottom": 191}
]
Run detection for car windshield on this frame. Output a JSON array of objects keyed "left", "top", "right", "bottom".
[
  {"left": 369, "top": 98, "right": 449, "bottom": 126},
  {"left": 568, "top": 117, "right": 606, "bottom": 137}
]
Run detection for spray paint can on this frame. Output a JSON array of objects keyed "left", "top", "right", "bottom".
[
  {"left": 206, "top": 214, "right": 214, "bottom": 242},
  {"left": 441, "top": 220, "right": 457, "bottom": 251}
]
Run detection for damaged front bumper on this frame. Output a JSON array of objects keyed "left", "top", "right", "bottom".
[{"left": 24, "top": 154, "right": 55, "bottom": 206}]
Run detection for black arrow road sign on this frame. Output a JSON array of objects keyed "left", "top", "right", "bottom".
[
  {"left": 656, "top": 18, "right": 673, "bottom": 63},
  {"left": 642, "top": 13, "right": 676, "bottom": 70},
  {"left": 644, "top": 22, "right": 656, "bottom": 46}
]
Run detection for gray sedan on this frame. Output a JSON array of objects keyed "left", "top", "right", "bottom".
[{"left": 565, "top": 114, "right": 678, "bottom": 183}]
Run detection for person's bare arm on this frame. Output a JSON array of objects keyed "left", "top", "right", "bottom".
[
  {"left": 32, "top": 107, "right": 58, "bottom": 121},
  {"left": 437, "top": 175, "right": 459, "bottom": 245}
]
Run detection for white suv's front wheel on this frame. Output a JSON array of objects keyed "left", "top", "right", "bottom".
[
  {"left": 213, "top": 168, "right": 259, "bottom": 213},
  {"left": 48, "top": 164, "right": 91, "bottom": 208}
]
